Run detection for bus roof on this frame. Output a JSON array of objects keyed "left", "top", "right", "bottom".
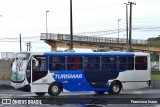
[
  {"left": 17, "top": 51, "right": 149, "bottom": 57},
  {"left": 43, "top": 51, "right": 138, "bottom": 56}
]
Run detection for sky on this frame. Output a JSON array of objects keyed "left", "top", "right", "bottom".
[{"left": 0, "top": 0, "right": 160, "bottom": 56}]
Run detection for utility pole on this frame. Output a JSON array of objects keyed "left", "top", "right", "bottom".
[
  {"left": 19, "top": 33, "right": 22, "bottom": 51},
  {"left": 26, "top": 42, "right": 31, "bottom": 51},
  {"left": 29, "top": 42, "right": 31, "bottom": 51},
  {"left": 26, "top": 42, "right": 29, "bottom": 51},
  {"left": 70, "top": 0, "right": 73, "bottom": 51},
  {"left": 46, "top": 11, "right": 49, "bottom": 39},
  {"left": 128, "top": 2, "right": 136, "bottom": 52},
  {"left": 118, "top": 19, "right": 121, "bottom": 44},
  {"left": 124, "top": 3, "right": 129, "bottom": 51}
]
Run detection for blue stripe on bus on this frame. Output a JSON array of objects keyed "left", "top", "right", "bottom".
[
  {"left": 52, "top": 70, "right": 118, "bottom": 91},
  {"left": 44, "top": 52, "right": 134, "bottom": 56},
  {"left": 52, "top": 72, "right": 110, "bottom": 92}
]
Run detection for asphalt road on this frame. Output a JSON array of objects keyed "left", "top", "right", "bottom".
[
  {"left": 0, "top": 88, "right": 160, "bottom": 107},
  {"left": 0, "top": 80, "right": 160, "bottom": 107}
]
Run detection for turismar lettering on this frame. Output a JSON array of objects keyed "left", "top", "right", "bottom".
[{"left": 55, "top": 74, "right": 82, "bottom": 79}]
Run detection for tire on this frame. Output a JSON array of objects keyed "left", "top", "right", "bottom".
[
  {"left": 48, "top": 82, "right": 62, "bottom": 96},
  {"left": 94, "top": 91, "right": 105, "bottom": 95},
  {"left": 108, "top": 82, "right": 121, "bottom": 95},
  {"left": 35, "top": 92, "right": 46, "bottom": 96},
  {"left": 148, "top": 80, "right": 151, "bottom": 87}
]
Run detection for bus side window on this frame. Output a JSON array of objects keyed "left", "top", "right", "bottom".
[
  {"left": 74, "top": 64, "right": 82, "bottom": 70},
  {"left": 87, "top": 64, "right": 92, "bottom": 70},
  {"left": 128, "top": 57, "right": 134, "bottom": 70},
  {"left": 49, "top": 56, "right": 66, "bottom": 71},
  {"left": 67, "top": 56, "right": 83, "bottom": 71},
  {"left": 118, "top": 56, "right": 134, "bottom": 70},
  {"left": 67, "top": 64, "right": 73, "bottom": 70},
  {"left": 107, "top": 57, "right": 117, "bottom": 70},
  {"left": 59, "top": 57, "right": 65, "bottom": 63},
  {"left": 32, "top": 56, "right": 48, "bottom": 82},
  {"left": 84, "top": 56, "right": 100, "bottom": 71},
  {"left": 75, "top": 57, "right": 82, "bottom": 63},
  {"left": 102, "top": 57, "right": 108, "bottom": 63},
  {"left": 101, "top": 56, "right": 117, "bottom": 71},
  {"left": 75, "top": 57, "right": 82, "bottom": 70},
  {"left": 135, "top": 56, "right": 147, "bottom": 70},
  {"left": 119, "top": 57, "right": 129, "bottom": 70},
  {"left": 67, "top": 57, "right": 74, "bottom": 63}
]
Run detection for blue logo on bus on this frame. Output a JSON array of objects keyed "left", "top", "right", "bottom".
[{"left": 54, "top": 74, "right": 83, "bottom": 79}]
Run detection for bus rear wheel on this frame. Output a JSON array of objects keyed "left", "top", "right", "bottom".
[
  {"left": 35, "top": 92, "right": 46, "bottom": 96},
  {"left": 48, "top": 82, "right": 62, "bottom": 96},
  {"left": 108, "top": 81, "right": 121, "bottom": 95},
  {"left": 94, "top": 91, "right": 105, "bottom": 95}
]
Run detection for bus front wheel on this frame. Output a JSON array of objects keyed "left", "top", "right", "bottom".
[
  {"left": 48, "top": 82, "right": 62, "bottom": 96},
  {"left": 108, "top": 81, "right": 121, "bottom": 95}
]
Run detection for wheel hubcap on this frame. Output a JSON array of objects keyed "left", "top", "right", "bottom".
[
  {"left": 52, "top": 86, "right": 58, "bottom": 93},
  {"left": 113, "top": 84, "right": 119, "bottom": 92}
]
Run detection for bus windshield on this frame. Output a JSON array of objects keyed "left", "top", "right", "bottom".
[{"left": 11, "top": 52, "right": 30, "bottom": 82}]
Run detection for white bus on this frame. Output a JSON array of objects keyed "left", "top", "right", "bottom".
[{"left": 11, "top": 51, "right": 151, "bottom": 96}]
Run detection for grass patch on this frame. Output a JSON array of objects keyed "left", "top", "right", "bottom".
[{"left": 151, "top": 75, "right": 160, "bottom": 80}]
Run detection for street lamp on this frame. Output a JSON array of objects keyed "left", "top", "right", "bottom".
[
  {"left": 118, "top": 19, "right": 121, "bottom": 43},
  {"left": 46, "top": 11, "right": 49, "bottom": 39},
  {"left": 124, "top": 3, "right": 129, "bottom": 51}
]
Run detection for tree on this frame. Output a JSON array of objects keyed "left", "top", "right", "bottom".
[
  {"left": 147, "top": 35, "right": 160, "bottom": 46},
  {"left": 147, "top": 35, "right": 160, "bottom": 61}
]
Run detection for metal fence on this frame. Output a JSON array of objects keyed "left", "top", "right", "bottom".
[{"left": 40, "top": 33, "right": 148, "bottom": 45}]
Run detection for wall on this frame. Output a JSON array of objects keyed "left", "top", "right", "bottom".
[{"left": 0, "top": 60, "right": 12, "bottom": 80}]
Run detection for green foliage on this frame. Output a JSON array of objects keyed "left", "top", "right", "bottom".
[
  {"left": 147, "top": 35, "right": 160, "bottom": 46},
  {"left": 150, "top": 53, "right": 159, "bottom": 61},
  {"left": 147, "top": 35, "right": 160, "bottom": 61}
]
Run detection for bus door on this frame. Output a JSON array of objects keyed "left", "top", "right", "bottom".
[
  {"left": 26, "top": 59, "right": 31, "bottom": 84},
  {"left": 31, "top": 56, "right": 48, "bottom": 92}
]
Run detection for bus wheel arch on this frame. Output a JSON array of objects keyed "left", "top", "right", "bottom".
[
  {"left": 48, "top": 82, "right": 62, "bottom": 96},
  {"left": 108, "top": 80, "right": 122, "bottom": 95}
]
